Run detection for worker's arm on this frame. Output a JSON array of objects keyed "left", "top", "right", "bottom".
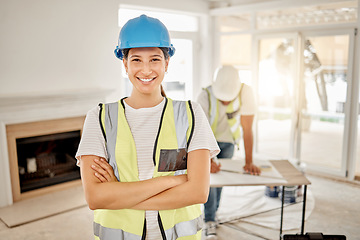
[
  {"left": 79, "top": 155, "right": 187, "bottom": 210},
  {"left": 92, "top": 149, "right": 211, "bottom": 210},
  {"left": 240, "top": 115, "right": 261, "bottom": 175},
  {"left": 197, "top": 90, "right": 211, "bottom": 121},
  {"left": 210, "top": 157, "right": 221, "bottom": 173},
  {"left": 132, "top": 149, "right": 210, "bottom": 210}
]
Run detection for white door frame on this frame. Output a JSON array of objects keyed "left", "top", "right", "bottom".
[
  {"left": 300, "top": 28, "right": 356, "bottom": 178},
  {"left": 170, "top": 31, "right": 200, "bottom": 100},
  {"left": 252, "top": 32, "right": 300, "bottom": 161},
  {"left": 252, "top": 29, "right": 357, "bottom": 179}
]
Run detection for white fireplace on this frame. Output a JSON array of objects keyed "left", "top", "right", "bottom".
[{"left": 0, "top": 89, "right": 112, "bottom": 207}]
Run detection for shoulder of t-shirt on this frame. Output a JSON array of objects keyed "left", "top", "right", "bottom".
[
  {"left": 241, "top": 83, "right": 253, "bottom": 92},
  {"left": 196, "top": 89, "right": 209, "bottom": 107},
  {"left": 198, "top": 88, "right": 209, "bottom": 98},
  {"left": 241, "top": 84, "right": 255, "bottom": 99},
  {"left": 86, "top": 105, "right": 101, "bottom": 117},
  {"left": 189, "top": 101, "right": 209, "bottom": 122},
  {"left": 189, "top": 100, "right": 202, "bottom": 113},
  {"left": 239, "top": 84, "right": 256, "bottom": 114},
  {"left": 87, "top": 100, "right": 121, "bottom": 116}
]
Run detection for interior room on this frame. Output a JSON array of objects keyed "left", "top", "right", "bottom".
[{"left": 0, "top": 0, "right": 359, "bottom": 239}]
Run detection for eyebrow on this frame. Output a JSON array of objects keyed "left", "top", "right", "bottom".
[{"left": 129, "top": 54, "right": 163, "bottom": 59}]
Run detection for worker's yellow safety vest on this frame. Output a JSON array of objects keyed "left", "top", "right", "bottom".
[
  {"left": 204, "top": 85, "right": 244, "bottom": 146},
  {"left": 95, "top": 97, "right": 202, "bottom": 240}
]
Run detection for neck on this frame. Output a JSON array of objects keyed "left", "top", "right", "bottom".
[
  {"left": 220, "top": 100, "right": 231, "bottom": 106},
  {"left": 125, "top": 91, "right": 164, "bottom": 109}
]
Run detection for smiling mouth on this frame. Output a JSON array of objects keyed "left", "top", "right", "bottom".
[{"left": 137, "top": 77, "right": 155, "bottom": 82}]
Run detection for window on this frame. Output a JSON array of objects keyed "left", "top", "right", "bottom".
[
  {"left": 118, "top": 8, "right": 199, "bottom": 100},
  {"left": 220, "top": 34, "right": 252, "bottom": 85}
]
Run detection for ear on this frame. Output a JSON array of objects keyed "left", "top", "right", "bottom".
[
  {"left": 165, "top": 58, "right": 169, "bottom": 72},
  {"left": 123, "top": 58, "right": 128, "bottom": 73}
]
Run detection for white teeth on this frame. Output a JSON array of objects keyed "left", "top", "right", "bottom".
[{"left": 139, "top": 78, "right": 154, "bottom": 82}]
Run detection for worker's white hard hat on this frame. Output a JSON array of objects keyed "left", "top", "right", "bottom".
[{"left": 212, "top": 65, "right": 241, "bottom": 101}]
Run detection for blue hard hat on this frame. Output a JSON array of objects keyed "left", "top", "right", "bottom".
[{"left": 114, "top": 14, "right": 175, "bottom": 60}]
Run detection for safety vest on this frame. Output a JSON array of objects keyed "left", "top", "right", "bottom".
[
  {"left": 204, "top": 85, "right": 244, "bottom": 146},
  {"left": 94, "top": 97, "right": 203, "bottom": 240}
]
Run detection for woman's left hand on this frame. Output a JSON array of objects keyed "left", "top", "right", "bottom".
[{"left": 91, "top": 158, "right": 118, "bottom": 182}]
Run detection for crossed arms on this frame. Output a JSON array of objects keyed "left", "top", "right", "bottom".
[{"left": 79, "top": 149, "right": 210, "bottom": 211}]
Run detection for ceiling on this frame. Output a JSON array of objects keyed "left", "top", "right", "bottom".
[
  {"left": 207, "top": 0, "right": 357, "bottom": 31},
  {"left": 206, "top": 0, "right": 358, "bottom": 12}
]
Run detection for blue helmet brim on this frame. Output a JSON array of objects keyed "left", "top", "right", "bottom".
[
  {"left": 168, "top": 45, "right": 175, "bottom": 57},
  {"left": 114, "top": 45, "right": 175, "bottom": 60},
  {"left": 114, "top": 47, "right": 123, "bottom": 60}
]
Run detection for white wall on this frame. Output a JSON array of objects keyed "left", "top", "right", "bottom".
[
  {"left": 0, "top": 0, "right": 211, "bottom": 100},
  {"left": 118, "top": 0, "right": 209, "bottom": 15},
  {"left": 0, "top": 0, "right": 211, "bottom": 207},
  {"left": 0, "top": 0, "right": 122, "bottom": 99},
  {"left": 0, "top": 0, "right": 124, "bottom": 208}
]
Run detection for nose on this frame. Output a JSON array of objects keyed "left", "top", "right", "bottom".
[{"left": 141, "top": 62, "right": 152, "bottom": 76}]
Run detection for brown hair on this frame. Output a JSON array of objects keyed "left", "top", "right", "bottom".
[{"left": 160, "top": 85, "right": 166, "bottom": 97}]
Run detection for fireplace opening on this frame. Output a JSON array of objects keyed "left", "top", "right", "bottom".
[{"left": 16, "top": 130, "right": 81, "bottom": 193}]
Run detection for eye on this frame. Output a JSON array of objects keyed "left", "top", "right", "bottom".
[
  {"left": 151, "top": 58, "right": 161, "bottom": 62},
  {"left": 131, "top": 58, "right": 141, "bottom": 62}
]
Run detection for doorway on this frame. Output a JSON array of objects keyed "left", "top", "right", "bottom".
[
  {"left": 254, "top": 30, "right": 355, "bottom": 178},
  {"left": 299, "top": 30, "right": 354, "bottom": 177}
]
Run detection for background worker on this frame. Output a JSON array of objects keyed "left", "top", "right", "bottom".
[
  {"left": 197, "top": 65, "right": 261, "bottom": 239},
  {"left": 76, "top": 15, "right": 219, "bottom": 240}
]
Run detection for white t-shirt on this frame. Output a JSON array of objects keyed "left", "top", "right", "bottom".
[
  {"left": 197, "top": 84, "right": 256, "bottom": 143},
  {"left": 76, "top": 98, "right": 219, "bottom": 240}
]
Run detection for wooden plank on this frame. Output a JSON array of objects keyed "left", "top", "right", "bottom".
[
  {"left": 6, "top": 133, "right": 21, "bottom": 202},
  {"left": 210, "top": 159, "right": 311, "bottom": 187},
  {"left": 270, "top": 160, "right": 311, "bottom": 186},
  {"left": 6, "top": 116, "right": 85, "bottom": 139}
]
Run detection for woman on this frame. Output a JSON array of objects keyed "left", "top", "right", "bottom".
[{"left": 76, "top": 14, "right": 219, "bottom": 240}]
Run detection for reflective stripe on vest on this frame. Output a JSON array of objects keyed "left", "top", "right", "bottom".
[
  {"left": 100, "top": 102, "right": 121, "bottom": 181},
  {"left": 97, "top": 98, "right": 202, "bottom": 240},
  {"left": 205, "top": 86, "right": 219, "bottom": 134},
  {"left": 94, "top": 222, "right": 143, "bottom": 240},
  {"left": 205, "top": 85, "right": 243, "bottom": 145},
  {"left": 225, "top": 97, "right": 241, "bottom": 145},
  {"left": 93, "top": 215, "right": 202, "bottom": 240}
]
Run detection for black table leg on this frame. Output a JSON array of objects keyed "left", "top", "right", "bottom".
[
  {"left": 301, "top": 185, "right": 308, "bottom": 234},
  {"left": 280, "top": 186, "right": 285, "bottom": 240}
]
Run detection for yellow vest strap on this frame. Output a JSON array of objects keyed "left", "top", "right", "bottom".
[{"left": 205, "top": 84, "right": 244, "bottom": 145}]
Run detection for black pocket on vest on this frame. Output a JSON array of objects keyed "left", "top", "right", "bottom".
[{"left": 158, "top": 148, "right": 187, "bottom": 172}]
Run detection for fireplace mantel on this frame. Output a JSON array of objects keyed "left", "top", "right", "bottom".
[
  {"left": 0, "top": 89, "right": 113, "bottom": 124},
  {"left": 0, "top": 89, "right": 113, "bottom": 207}
]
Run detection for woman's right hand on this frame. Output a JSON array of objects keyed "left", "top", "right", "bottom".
[
  {"left": 91, "top": 158, "right": 118, "bottom": 183},
  {"left": 210, "top": 158, "right": 221, "bottom": 173}
]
